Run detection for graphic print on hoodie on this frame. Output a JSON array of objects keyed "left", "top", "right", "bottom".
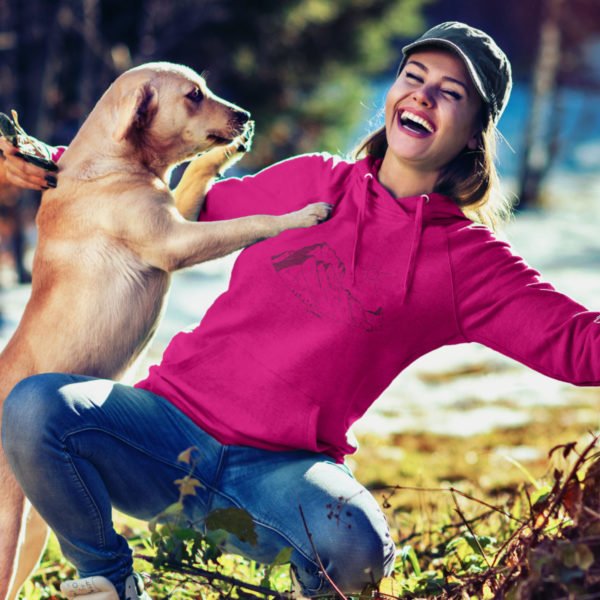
[
  {"left": 136, "top": 153, "right": 600, "bottom": 463},
  {"left": 271, "top": 242, "right": 383, "bottom": 332}
]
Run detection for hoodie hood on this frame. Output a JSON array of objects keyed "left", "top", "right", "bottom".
[{"left": 352, "top": 156, "right": 468, "bottom": 301}]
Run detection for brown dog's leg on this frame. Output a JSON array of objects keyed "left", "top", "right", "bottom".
[
  {"left": 5, "top": 505, "right": 48, "bottom": 600},
  {"left": 173, "top": 132, "right": 250, "bottom": 221},
  {"left": 0, "top": 453, "right": 48, "bottom": 600},
  {"left": 0, "top": 450, "right": 28, "bottom": 600},
  {"left": 0, "top": 365, "right": 49, "bottom": 600}
]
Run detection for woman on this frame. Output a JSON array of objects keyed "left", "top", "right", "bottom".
[{"left": 2, "top": 21, "right": 597, "bottom": 600}]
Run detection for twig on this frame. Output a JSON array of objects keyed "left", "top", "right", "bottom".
[
  {"left": 493, "top": 434, "right": 600, "bottom": 598},
  {"left": 136, "top": 555, "right": 289, "bottom": 599},
  {"left": 450, "top": 490, "right": 492, "bottom": 571},
  {"left": 398, "top": 508, "right": 495, "bottom": 545},
  {"left": 540, "top": 433, "right": 599, "bottom": 529},
  {"left": 490, "top": 519, "right": 530, "bottom": 570},
  {"left": 371, "top": 484, "right": 525, "bottom": 524},
  {"left": 583, "top": 506, "right": 600, "bottom": 520},
  {"left": 298, "top": 504, "right": 348, "bottom": 600}
]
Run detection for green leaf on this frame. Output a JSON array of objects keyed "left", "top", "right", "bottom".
[
  {"left": 531, "top": 485, "right": 553, "bottom": 507},
  {"left": 561, "top": 543, "right": 594, "bottom": 571},
  {"left": 205, "top": 507, "right": 258, "bottom": 547},
  {"left": 172, "top": 527, "right": 198, "bottom": 541},
  {"left": 272, "top": 546, "right": 293, "bottom": 566},
  {"left": 463, "top": 533, "right": 497, "bottom": 555},
  {"left": 399, "top": 544, "right": 421, "bottom": 576},
  {"left": 261, "top": 546, "right": 294, "bottom": 589},
  {"left": 205, "top": 529, "right": 228, "bottom": 547},
  {"left": 163, "top": 501, "right": 184, "bottom": 516},
  {"left": 575, "top": 544, "right": 595, "bottom": 571}
]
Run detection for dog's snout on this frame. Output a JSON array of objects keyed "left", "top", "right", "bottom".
[{"left": 234, "top": 110, "right": 250, "bottom": 126}]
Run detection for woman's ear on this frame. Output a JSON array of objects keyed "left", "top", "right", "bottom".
[{"left": 467, "top": 130, "right": 481, "bottom": 150}]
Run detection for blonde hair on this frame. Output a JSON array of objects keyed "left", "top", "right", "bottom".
[{"left": 353, "top": 109, "right": 513, "bottom": 232}]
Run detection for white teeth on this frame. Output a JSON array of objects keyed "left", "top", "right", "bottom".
[{"left": 400, "top": 111, "right": 434, "bottom": 133}]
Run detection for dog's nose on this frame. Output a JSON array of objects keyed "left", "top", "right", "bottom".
[{"left": 234, "top": 110, "right": 250, "bottom": 126}]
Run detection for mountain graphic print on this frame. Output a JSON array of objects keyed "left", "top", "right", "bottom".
[{"left": 271, "top": 242, "right": 383, "bottom": 331}]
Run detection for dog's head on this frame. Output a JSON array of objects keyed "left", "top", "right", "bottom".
[{"left": 104, "top": 62, "right": 250, "bottom": 167}]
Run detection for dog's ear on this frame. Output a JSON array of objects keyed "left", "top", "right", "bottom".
[{"left": 113, "top": 84, "right": 158, "bottom": 143}]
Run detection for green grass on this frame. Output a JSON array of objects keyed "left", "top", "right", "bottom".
[{"left": 18, "top": 400, "right": 600, "bottom": 599}]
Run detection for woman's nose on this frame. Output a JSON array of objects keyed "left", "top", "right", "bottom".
[{"left": 412, "top": 86, "right": 434, "bottom": 107}]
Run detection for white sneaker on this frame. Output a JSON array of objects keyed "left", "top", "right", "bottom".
[{"left": 60, "top": 573, "right": 151, "bottom": 600}]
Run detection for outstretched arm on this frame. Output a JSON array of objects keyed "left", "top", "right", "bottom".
[{"left": 449, "top": 223, "right": 600, "bottom": 386}]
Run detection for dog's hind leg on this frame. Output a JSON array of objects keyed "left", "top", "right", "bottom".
[
  {"left": 0, "top": 360, "right": 49, "bottom": 600},
  {"left": 0, "top": 452, "right": 29, "bottom": 600},
  {"left": 5, "top": 504, "right": 49, "bottom": 600}
]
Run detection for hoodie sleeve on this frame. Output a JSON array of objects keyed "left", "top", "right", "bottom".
[
  {"left": 448, "top": 222, "right": 600, "bottom": 386},
  {"left": 199, "top": 152, "right": 343, "bottom": 222}
]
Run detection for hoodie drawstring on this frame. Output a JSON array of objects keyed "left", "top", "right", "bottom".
[
  {"left": 401, "top": 193, "right": 428, "bottom": 304},
  {"left": 353, "top": 172, "right": 428, "bottom": 303},
  {"left": 351, "top": 173, "right": 374, "bottom": 284}
]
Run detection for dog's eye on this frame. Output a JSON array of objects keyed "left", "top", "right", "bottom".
[{"left": 186, "top": 88, "right": 204, "bottom": 103}]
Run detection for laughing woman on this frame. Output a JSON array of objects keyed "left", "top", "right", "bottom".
[{"left": 2, "top": 21, "right": 600, "bottom": 600}]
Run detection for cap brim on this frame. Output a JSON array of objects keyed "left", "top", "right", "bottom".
[{"left": 400, "top": 38, "right": 489, "bottom": 103}]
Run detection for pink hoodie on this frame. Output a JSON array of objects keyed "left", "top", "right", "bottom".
[{"left": 136, "top": 154, "right": 600, "bottom": 462}]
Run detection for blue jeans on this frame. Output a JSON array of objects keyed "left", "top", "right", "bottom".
[{"left": 2, "top": 374, "right": 395, "bottom": 596}]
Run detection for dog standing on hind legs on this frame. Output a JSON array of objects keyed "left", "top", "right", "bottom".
[{"left": 0, "top": 61, "right": 332, "bottom": 600}]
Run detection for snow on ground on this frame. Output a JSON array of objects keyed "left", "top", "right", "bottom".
[{"left": 2, "top": 185, "right": 600, "bottom": 440}]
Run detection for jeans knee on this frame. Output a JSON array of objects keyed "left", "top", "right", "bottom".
[
  {"left": 308, "top": 501, "right": 396, "bottom": 593},
  {"left": 2, "top": 373, "right": 78, "bottom": 466}
]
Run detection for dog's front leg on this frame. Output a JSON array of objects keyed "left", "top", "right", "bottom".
[
  {"left": 173, "top": 132, "right": 251, "bottom": 221},
  {"left": 149, "top": 201, "right": 333, "bottom": 272}
]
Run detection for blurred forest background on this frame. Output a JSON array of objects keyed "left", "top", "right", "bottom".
[{"left": 1, "top": 0, "right": 600, "bottom": 290}]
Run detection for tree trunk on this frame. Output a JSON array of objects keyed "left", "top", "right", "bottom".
[{"left": 517, "top": 0, "right": 564, "bottom": 207}]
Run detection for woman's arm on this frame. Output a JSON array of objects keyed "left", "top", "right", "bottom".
[
  {"left": 199, "top": 152, "right": 344, "bottom": 223},
  {"left": 449, "top": 223, "right": 600, "bottom": 386}
]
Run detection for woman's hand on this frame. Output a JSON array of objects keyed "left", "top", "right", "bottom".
[{"left": 0, "top": 137, "right": 55, "bottom": 191}]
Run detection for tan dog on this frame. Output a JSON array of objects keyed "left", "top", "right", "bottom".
[{"left": 0, "top": 61, "right": 331, "bottom": 600}]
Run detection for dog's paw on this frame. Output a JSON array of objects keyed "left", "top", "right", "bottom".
[
  {"left": 234, "top": 120, "right": 255, "bottom": 154},
  {"left": 223, "top": 120, "right": 254, "bottom": 158},
  {"left": 291, "top": 202, "right": 333, "bottom": 227},
  {"left": 215, "top": 121, "right": 255, "bottom": 176}
]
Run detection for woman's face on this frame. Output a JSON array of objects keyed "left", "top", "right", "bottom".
[{"left": 384, "top": 48, "right": 483, "bottom": 175}]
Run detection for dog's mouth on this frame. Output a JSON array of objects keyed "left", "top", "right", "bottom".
[
  {"left": 207, "top": 133, "right": 234, "bottom": 146},
  {"left": 205, "top": 121, "right": 253, "bottom": 151}
]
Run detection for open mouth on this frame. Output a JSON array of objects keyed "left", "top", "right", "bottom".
[{"left": 398, "top": 110, "right": 435, "bottom": 136}]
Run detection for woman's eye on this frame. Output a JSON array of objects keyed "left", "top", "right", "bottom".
[
  {"left": 405, "top": 72, "right": 423, "bottom": 83},
  {"left": 186, "top": 88, "right": 204, "bottom": 102},
  {"left": 443, "top": 90, "right": 462, "bottom": 100}
]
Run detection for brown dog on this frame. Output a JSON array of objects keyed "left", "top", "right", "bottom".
[{"left": 0, "top": 61, "right": 331, "bottom": 600}]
